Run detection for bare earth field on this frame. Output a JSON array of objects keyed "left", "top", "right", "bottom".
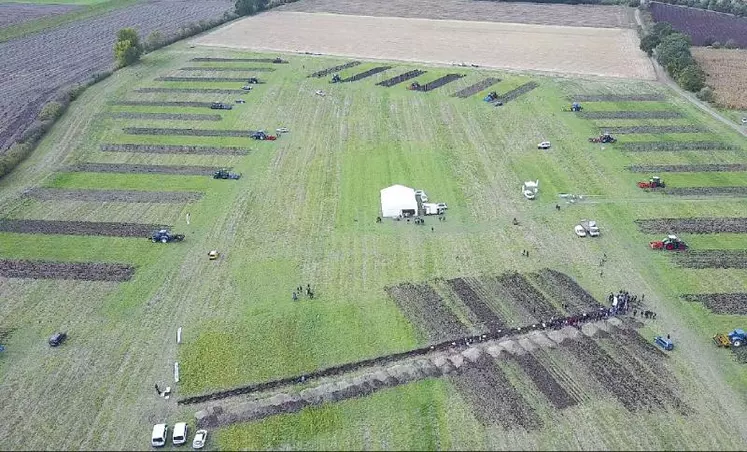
[
  {"left": 195, "top": 12, "right": 655, "bottom": 80},
  {"left": 692, "top": 47, "right": 747, "bottom": 109},
  {"left": 276, "top": 0, "right": 636, "bottom": 29},
  {"left": 0, "top": 3, "right": 79, "bottom": 28}
]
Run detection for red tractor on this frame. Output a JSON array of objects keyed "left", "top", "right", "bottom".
[
  {"left": 589, "top": 132, "right": 616, "bottom": 143},
  {"left": 650, "top": 235, "right": 687, "bottom": 251},
  {"left": 638, "top": 176, "right": 665, "bottom": 189},
  {"left": 407, "top": 82, "right": 421, "bottom": 91}
]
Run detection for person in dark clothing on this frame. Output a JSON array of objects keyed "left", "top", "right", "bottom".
[
  {"left": 292, "top": 292, "right": 298, "bottom": 301},
  {"left": 155, "top": 384, "right": 161, "bottom": 396}
]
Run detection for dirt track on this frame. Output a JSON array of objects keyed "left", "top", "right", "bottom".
[
  {"left": 0, "top": 259, "right": 135, "bottom": 281},
  {"left": 195, "top": 12, "right": 655, "bottom": 80},
  {"left": 25, "top": 188, "right": 203, "bottom": 203},
  {"left": 0, "top": 219, "right": 168, "bottom": 237}
]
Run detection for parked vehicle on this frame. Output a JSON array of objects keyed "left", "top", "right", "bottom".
[
  {"left": 192, "top": 430, "right": 208, "bottom": 449},
  {"left": 48, "top": 332, "right": 67, "bottom": 347},
  {"left": 172, "top": 422, "right": 188, "bottom": 446},
  {"left": 152, "top": 424, "right": 168, "bottom": 447}
]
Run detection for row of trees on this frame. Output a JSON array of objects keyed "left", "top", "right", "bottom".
[
  {"left": 650, "top": 0, "right": 747, "bottom": 17},
  {"left": 639, "top": 22, "right": 707, "bottom": 93}
]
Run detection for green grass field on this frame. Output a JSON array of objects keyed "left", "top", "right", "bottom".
[{"left": 1, "top": 41, "right": 747, "bottom": 450}]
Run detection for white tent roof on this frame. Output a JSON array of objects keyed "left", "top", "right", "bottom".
[{"left": 380, "top": 184, "right": 418, "bottom": 217}]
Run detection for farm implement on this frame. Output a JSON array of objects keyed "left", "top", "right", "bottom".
[
  {"left": 637, "top": 176, "right": 665, "bottom": 189},
  {"left": 151, "top": 229, "right": 184, "bottom": 243},
  {"left": 713, "top": 329, "right": 746, "bottom": 348},
  {"left": 250, "top": 131, "right": 276, "bottom": 141},
  {"left": 213, "top": 169, "right": 241, "bottom": 180},
  {"left": 589, "top": 132, "right": 616, "bottom": 143},
  {"left": 649, "top": 235, "right": 687, "bottom": 251},
  {"left": 562, "top": 102, "right": 582, "bottom": 112}
]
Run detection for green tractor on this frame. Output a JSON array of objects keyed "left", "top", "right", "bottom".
[{"left": 213, "top": 168, "right": 241, "bottom": 180}]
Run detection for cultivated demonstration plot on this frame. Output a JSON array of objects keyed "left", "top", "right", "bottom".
[
  {"left": 628, "top": 164, "right": 747, "bottom": 173},
  {"left": 493, "top": 81, "right": 539, "bottom": 104},
  {"left": 673, "top": 250, "right": 747, "bottom": 268},
  {"left": 622, "top": 141, "right": 738, "bottom": 152},
  {"left": 309, "top": 61, "right": 361, "bottom": 78},
  {"left": 109, "top": 112, "right": 222, "bottom": 121},
  {"left": 571, "top": 94, "right": 666, "bottom": 102},
  {"left": 155, "top": 77, "right": 265, "bottom": 82},
  {"left": 67, "top": 164, "right": 220, "bottom": 176},
  {"left": 135, "top": 88, "right": 246, "bottom": 94},
  {"left": 452, "top": 77, "right": 501, "bottom": 98},
  {"left": 101, "top": 144, "right": 249, "bottom": 155},
  {"left": 409, "top": 74, "right": 465, "bottom": 92},
  {"left": 180, "top": 66, "right": 278, "bottom": 72},
  {"left": 579, "top": 111, "right": 683, "bottom": 119},
  {"left": 124, "top": 127, "right": 257, "bottom": 137},
  {"left": 600, "top": 125, "right": 708, "bottom": 134},
  {"left": 0, "top": 260, "right": 135, "bottom": 282},
  {"left": 191, "top": 57, "right": 288, "bottom": 63},
  {"left": 111, "top": 101, "right": 217, "bottom": 108},
  {"left": 0, "top": 220, "right": 169, "bottom": 237},
  {"left": 339, "top": 66, "right": 392, "bottom": 82},
  {"left": 25, "top": 188, "right": 203, "bottom": 203},
  {"left": 636, "top": 217, "right": 747, "bottom": 234},
  {"left": 376, "top": 70, "right": 427, "bottom": 87},
  {"left": 664, "top": 187, "right": 747, "bottom": 196},
  {"left": 681, "top": 293, "right": 747, "bottom": 315}
]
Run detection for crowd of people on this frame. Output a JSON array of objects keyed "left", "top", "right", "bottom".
[{"left": 293, "top": 284, "right": 315, "bottom": 301}]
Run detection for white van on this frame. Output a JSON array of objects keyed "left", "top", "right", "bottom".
[
  {"left": 172, "top": 422, "right": 188, "bottom": 446},
  {"left": 151, "top": 424, "right": 168, "bottom": 447}
]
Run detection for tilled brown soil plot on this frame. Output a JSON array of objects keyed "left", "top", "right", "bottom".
[
  {"left": 452, "top": 77, "right": 501, "bottom": 98},
  {"left": 580, "top": 110, "right": 682, "bottom": 119},
  {"left": 111, "top": 101, "right": 216, "bottom": 108},
  {"left": 179, "top": 66, "right": 278, "bottom": 72},
  {"left": 109, "top": 112, "right": 222, "bottom": 121},
  {"left": 25, "top": 188, "right": 203, "bottom": 203},
  {"left": 190, "top": 57, "right": 288, "bottom": 63},
  {"left": 629, "top": 164, "right": 747, "bottom": 172},
  {"left": 601, "top": 125, "right": 707, "bottom": 134},
  {"left": 0, "top": 219, "right": 168, "bottom": 237},
  {"left": 124, "top": 127, "right": 255, "bottom": 137},
  {"left": 672, "top": 250, "right": 747, "bottom": 269},
  {"left": 0, "top": 259, "right": 134, "bottom": 281},
  {"left": 664, "top": 187, "right": 747, "bottom": 197},
  {"left": 67, "top": 163, "right": 220, "bottom": 176},
  {"left": 0, "top": 0, "right": 234, "bottom": 152},
  {"left": 101, "top": 143, "right": 248, "bottom": 155},
  {"left": 636, "top": 217, "right": 747, "bottom": 234},
  {"left": 681, "top": 293, "right": 747, "bottom": 315},
  {"left": 134, "top": 88, "right": 245, "bottom": 95},
  {"left": 571, "top": 94, "right": 665, "bottom": 102},
  {"left": 621, "top": 141, "right": 737, "bottom": 152},
  {"left": 277, "top": 0, "right": 635, "bottom": 28},
  {"left": 0, "top": 3, "right": 79, "bottom": 28},
  {"left": 156, "top": 76, "right": 268, "bottom": 82}
]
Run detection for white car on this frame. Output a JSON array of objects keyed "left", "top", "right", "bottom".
[
  {"left": 742, "top": 117, "right": 747, "bottom": 124},
  {"left": 192, "top": 429, "right": 207, "bottom": 449},
  {"left": 172, "top": 422, "right": 188, "bottom": 446},
  {"left": 537, "top": 141, "right": 551, "bottom": 150},
  {"left": 436, "top": 202, "right": 448, "bottom": 210},
  {"left": 276, "top": 127, "right": 289, "bottom": 134},
  {"left": 241, "top": 85, "right": 253, "bottom": 91},
  {"left": 574, "top": 225, "right": 587, "bottom": 237},
  {"left": 151, "top": 424, "right": 168, "bottom": 448}
]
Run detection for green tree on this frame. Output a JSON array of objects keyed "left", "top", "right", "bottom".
[
  {"left": 640, "top": 33, "right": 661, "bottom": 55},
  {"left": 696, "top": 86, "right": 714, "bottom": 102},
  {"left": 235, "top": 0, "right": 268, "bottom": 16},
  {"left": 113, "top": 28, "right": 142, "bottom": 67},
  {"left": 117, "top": 28, "right": 142, "bottom": 52},
  {"left": 676, "top": 64, "right": 706, "bottom": 91},
  {"left": 655, "top": 32, "right": 691, "bottom": 69}
]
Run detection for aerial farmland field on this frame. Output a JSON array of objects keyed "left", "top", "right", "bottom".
[{"left": 2, "top": 2, "right": 747, "bottom": 450}]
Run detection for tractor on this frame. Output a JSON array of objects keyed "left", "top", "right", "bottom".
[
  {"left": 213, "top": 168, "right": 241, "bottom": 180},
  {"left": 150, "top": 229, "right": 185, "bottom": 243},
  {"left": 210, "top": 102, "right": 232, "bottom": 110},
  {"left": 407, "top": 82, "right": 421, "bottom": 91},
  {"left": 589, "top": 132, "right": 616, "bottom": 143},
  {"left": 563, "top": 102, "right": 582, "bottom": 112},
  {"left": 713, "top": 329, "right": 747, "bottom": 348},
  {"left": 649, "top": 234, "right": 687, "bottom": 251},
  {"left": 247, "top": 77, "right": 259, "bottom": 84},
  {"left": 484, "top": 91, "right": 498, "bottom": 102},
  {"left": 331, "top": 74, "right": 341, "bottom": 83},
  {"left": 250, "top": 131, "right": 277, "bottom": 141},
  {"left": 638, "top": 176, "right": 665, "bottom": 189}
]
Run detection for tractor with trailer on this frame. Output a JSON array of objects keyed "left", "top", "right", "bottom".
[
  {"left": 247, "top": 77, "right": 259, "bottom": 84},
  {"left": 562, "top": 102, "right": 582, "bottom": 112},
  {"left": 713, "top": 329, "right": 747, "bottom": 348},
  {"left": 250, "top": 131, "right": 277, "bottom": 141},
  {"left": 638, "top": 176, "right": 665, "bottom": 189},
  {"left": 589, "top": 132, "right": 616, "bottom": 143},
  {"left": 213, "top": 169, "right": 241, "bottom": 180},
  {"left": 150, "top": 229, "right": 185, "bottom": 243},
  {"left": 649, "top": 235, "right": 687, "bottom": 251}
]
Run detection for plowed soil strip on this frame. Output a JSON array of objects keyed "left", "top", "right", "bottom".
[
  {"left": 135, "top": 88, "right": 245, "bottom": 94},
  {"left": 673, "top": 250, "right": 747, "bottom": 269},
  {"left": 601, "top": 125, "right": 707, "bottom": 134},
  {"left": 101, "top": 144, "right": 248, "bottom": 155},
  {"left": 494, "top": 81, "right": 538, "bottom": 104},
  {"left": 512, "top": 353, "right": 578, "bottom": 409},
  {"left": 385, "top": 282, "right": 468, "bottom": 341},
  {"left": 155, "top": 77, "right": 267, "bottom": 82},
  {"left": 446, "top": 278, "right": 505, "bottom": 332},
  {"left": 376, "top": 70, "right": 426, "bottom": 87},
  {"left": 495, "top": 272, "right": 561, "bottom": 320},
  {"left": 111, "top": 101, "right": 215, "bottom": 108},
  {"left": 25, "top": 188, "right": 203, "bottom": 203},
  {"left": 0, "top": 260, "right": 135, "bottom": 282},
  {"left": 191, "top": 57, "right": 288, "bottom": 63},
  {"left": 533, "top": 269, "right": 602, "bottom": 313},
  {"left": 622, "top": 141, "right": 737, "bottom": 152},
  {"left": 109, "top": 112, "right": 222, "bottom": 121},
  {"left": 123, "top": 128, "right": 253, "bottom": 137},
  {"left": 682, "top": 293, "right": 747, "bottom": 315},
  {"left": 571, "top": 94, "right": 666, "bottom": 102},
  {"left": 0, "top": 220, "right": 168, "bottom": 237},
  {"left": 629, "top": 163, "right": 747, "bottom": 172},
  {"left": 309, "top": 61, "right": 361, "bottom": 78},
  {"left": 341, "top": 66, "right": 392, "bottom": 82},
  {"left": 67, "top": 164, "right": 219, "bottom": 176},
  {"left": 664, "top": 187, "right": 747, "bottom": 197},
  {"left": 412, "top": 74, "right": 465, "bottom": 92},
  {"left": 452, "top": 77, "right": 501, "bottom": 98},
  {"left": 450, "top": 355, "right": 541, "bottom": 430},
  {"left": 636, "top": 217, "right": 747, "bottom": 234},
  {"left": 180, "top": 66, "right": 279, "bottom": 71},
  {"left": 579, "top": 110, "right": 682, "bottom": 119}
]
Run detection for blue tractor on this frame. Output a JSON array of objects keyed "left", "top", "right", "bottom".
[
  {"left": 484, "top": 91, "right": 498, "bottom": 102},
  {"left": 654, "top": 336, "right": 674, "bottom": 351},
  {"left": 714, "top": 329, "right": 746, "bottom": 348},
  {"left": 150, "top": 229, "right": 184, "bottom": 244}
]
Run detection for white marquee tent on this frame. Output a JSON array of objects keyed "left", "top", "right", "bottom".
[{"left": 380, "top": 184, "right": 418, "bottom": 218}]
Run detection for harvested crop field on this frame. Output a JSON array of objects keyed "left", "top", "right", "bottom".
[
  {"left": 0, "top": 259, "right": 135, "bottom": 281},
  {"left": 0, "top": 0, "right": 234, "bottom": 153},
  {"left": 636, "top": 218, "right": 747, "bottom": 234},
  {"left": 67, "top": 163, "right": 219, "bottom": 176},
  {"left": 111, "top": 101, "right": 216, "bottom": 108},
  {"left": 622, "top": 141, "right": 737, "bottom": 152},
  {"left": 0, "top": 220, "right": 168, "bottom": 237},
  {"left": 0, "top": 3, "right": 79, "bottom": 28},
  {"left": 601, "top": 125, "right": 707, "bottom": 134},
  {"left": 692, "top": 48, "right": 747, "bottom": 109},
  {"left": 579, "top": 111, "right": 683, "bottom": 119},
  {"left": 194, "top": 12, "right": 655, "bottom": 79},
  {"left": 571, "top": 94, "right": 665, "bottom": 102},
  {"left": 681, "top": 293, "right": 747, "bottom": 315},
  {"left": 100, "top": 143, "right": 249, "bottom": 155},
  {"left": 664, "top": 187, "right": 747, "bottom": 197},
  {"left": 24, "top": 188, "right": 203, "bottom": 203},
  {"left": 673, "top": 250, "right": 747, "bottom": 269},
  {"left": 135, "top": 88, "right": 245, "bottom": 94},
  {"left": 123, "top": 127, "right": 254, "bottom": 137},
  {"left": 109, "top": 112, "right": 222, "bottom": 121},
  {"left": 628, "top": 164, "right": 747, "bottom": 172},
  {"left": 276, "top": 0, "right": 635, "bottom": 29},
  {"left": 452, "top": 77, "right": 501, "bottom": 98}
]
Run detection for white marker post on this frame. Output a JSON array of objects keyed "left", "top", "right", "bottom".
[
  {"left": 174, "top": 362, "right": 180, "bottom": 383},
  {"left": 177, "top": 327, "right": 182, "bottom": 344}
]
